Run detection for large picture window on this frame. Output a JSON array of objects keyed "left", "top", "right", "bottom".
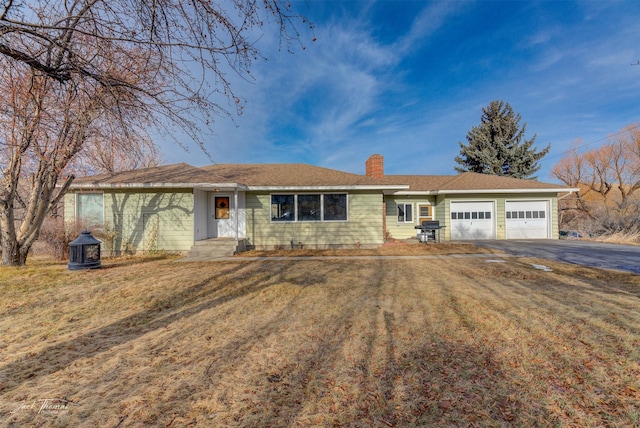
[
  {"left": 271, "top": 194, "right": 348, "bottom": 222},
  {"left": 77, "top": 193, "right": 104, "bottom": 225}
]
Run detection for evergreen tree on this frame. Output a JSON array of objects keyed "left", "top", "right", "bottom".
[{"left": 455, "top": 100, "right": 550, "bottom": 179}]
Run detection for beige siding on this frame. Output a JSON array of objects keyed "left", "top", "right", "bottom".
[
  {"left": 384, "top": 196, "right": 437, "bottom": 240},
  {"left": 246, "top": 191, "right": 384, "bottom": 249},
  {"left": 108, "top": 190, "right": 194, "bottom": 253},
  {"left": 67, "top": 189, "right": 194, "bottom": 253},
  {"left": 385, "top": 193, "right": 560, "bottom": 241},
  {"left": 434, "top": 195, "right": 448, "bottom": 240},
  {"left": 63, "top": 192, "right": 76, "bottom": 224}
]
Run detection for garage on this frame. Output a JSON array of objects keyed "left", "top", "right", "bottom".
[
  {"left": 450, "top": 201, "right": 495, "bottom": 240},
  {"left": 505, "top": 200, "right": 550, "bottom": 239}
]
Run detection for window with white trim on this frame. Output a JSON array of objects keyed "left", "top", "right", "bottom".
[
  {"left": 397, "top": 203, "right": 413, "bottom": 223},
  {"left": 323, "top": 194, "right": 347, "bottom": 221},
  {"left": 271, "top": 194, "right": 347, "bottom": 222},
  {"left": 76, "top": 192, "right": 104, "bottom": 225}
]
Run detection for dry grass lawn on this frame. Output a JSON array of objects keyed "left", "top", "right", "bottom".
[{"left": 1, "top": 245, "right": 639, "bottom": 427}]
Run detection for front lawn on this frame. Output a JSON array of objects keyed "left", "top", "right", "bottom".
[{"left": 1, "top": 253, "right": 639, "bottom": 426}]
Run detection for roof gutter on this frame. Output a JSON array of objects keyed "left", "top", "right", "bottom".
[
  {"left": 69, "top": 182, "right": 248, "bottom": 190},
  {"left": 558, "top": 188, "right": 581, "bottom": 200},
  {"left": 395, "top": 188, "right": 579, "bottom": 196},
  {"left": 247, "top": 185, "right": 410, "bottom": 191}
]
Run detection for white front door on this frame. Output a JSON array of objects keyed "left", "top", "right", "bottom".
[
  {"left": 208, "top": 194, "right": 235, "bottom": 238},
  {"left": 505, "top": 200, "right": 550, "bottom": 239},
  {"left": 450, "top": 201, "right": 495, "bottom": 240}
]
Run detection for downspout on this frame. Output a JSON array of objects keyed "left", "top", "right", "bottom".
[{"left": 558, "top": 189, "right": 579, "bottom": 200}]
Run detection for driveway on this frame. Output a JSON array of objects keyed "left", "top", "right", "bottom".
[{"left": 472, "top": 239, "right": 640, "bottom": 274}]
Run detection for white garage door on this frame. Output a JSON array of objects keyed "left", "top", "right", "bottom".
[
  {"left": 505, "top": 200, "right": 549, "bottom": 239},
  {"left": 450, "top": 201, "right": 495, "bottom": 240}
]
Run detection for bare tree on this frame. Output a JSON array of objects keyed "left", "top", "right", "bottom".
[
  {"left": 552, "top": 124, "right": 640, "bottom": 234},
  {"left": 73, "top": 134, "right": 163, "bottom": 176},
  {"left": 0, "top": 0, "right": 307, "bottom": 266}
]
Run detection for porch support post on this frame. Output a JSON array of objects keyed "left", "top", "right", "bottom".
[{"left": 234, "top": 189, "right": 239, "bottom": 240}]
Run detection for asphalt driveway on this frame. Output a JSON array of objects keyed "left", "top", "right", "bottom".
[{"left": 472, "top": 239, "right": 640, "bottom": 275}]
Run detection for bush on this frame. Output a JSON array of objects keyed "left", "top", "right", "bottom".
[
  {"left": 37, "top": 218, "right": 93, "bottom": 260},
  {"left": 559, "top": 194, "right": 640, "bottom": 243}
]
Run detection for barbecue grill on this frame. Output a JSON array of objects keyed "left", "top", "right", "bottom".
[{"left": 415, "top": 220, "right": 445, "bottom": 243}]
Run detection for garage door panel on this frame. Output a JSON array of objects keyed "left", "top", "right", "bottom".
[
  {"left": 506, "top": 201, "right": 549, "bottom": 239},
  {"left": 450, "top": 201, "right": 495, "bottom": 240},
  {"left": 451, "top": 222, "right": 494, "bottom": 240}
]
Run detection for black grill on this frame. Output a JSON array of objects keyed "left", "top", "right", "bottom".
[{"left": 414, "top": 220, "right": 445, "bottom": 243}]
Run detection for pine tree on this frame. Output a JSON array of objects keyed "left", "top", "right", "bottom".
[{"left": 455, "top": 100, "right": 550, "bottom": 179}]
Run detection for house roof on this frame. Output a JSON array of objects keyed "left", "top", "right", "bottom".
[
  {"left": 70, "top": 162, "right": 576, "bottom": 194},
  {"left": 72, "top": 163, "right": 217, "bottom": 187},
  {"left": 384, "top": 172, "right": 574, "bottom": 194},
  {"left": 199, "top": 164, "right": 394, "bottom": 188},
  {"left": 70, "top": 162, "right": 408, "bottom": 191}
]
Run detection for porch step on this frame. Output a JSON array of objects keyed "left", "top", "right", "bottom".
[{"left": 187, "top": 239, "right": 242, "bottom": 259}]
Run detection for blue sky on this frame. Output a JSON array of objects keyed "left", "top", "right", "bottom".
[{"left": 160, "top": 0, "right": 640, "bottom": 182}]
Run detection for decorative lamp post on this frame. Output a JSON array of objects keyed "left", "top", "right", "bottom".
[{"left": 68, "top": 230, "right": 102, "bottom": 270}]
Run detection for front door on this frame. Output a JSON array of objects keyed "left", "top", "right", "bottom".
[{"left": 208, "top": 194, "right": 235, "bottom": 238}]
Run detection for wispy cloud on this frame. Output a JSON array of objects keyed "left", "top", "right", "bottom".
[{"left": 160, "top": 1, "right": 640, "bottom": 182}]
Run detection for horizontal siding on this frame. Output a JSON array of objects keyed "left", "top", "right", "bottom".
[
  {"left": 435, "top": 195, "right": 448, "bottom": 240},
  {"left": 384, "top": 196, "right": 437, "bottom": 240},
  {"left": 106, "top": 190, "right": 194, "bottom": 253},
  {"left": 63, "top": 193, "right": 75, "bottom": 223},
  {"left": 246, "top": 191, "right": 384, "bottom": 249},
  {"left": 66, "top": 189, "right": 194, "bottom": 254}
]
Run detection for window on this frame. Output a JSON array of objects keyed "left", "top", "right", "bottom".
[
  {"left": 419, "top": 205, "right": 431, "bottom": 217},
  {"left": 452, "top": 211, "right": 491, "bottom": 220},
  {"left": 324, "top": 194, "right": 347, "bottom": 221},
  {"left": 398, "top": 203, "right": 413, "bottom": 223},
  {"left": 271, "top": 195, "right": 294, "bottom": 221},
  {"left": 297, "top": 194, "right": 321, "bottom": 221},
  {"left": 76, "top": 193, "right": 104, "bottom": 225},
  {"left": 271, "top": 194, "right": 347, "bottom": 222},
  {"left": 215, "top": 197, "right": 230, "bottom": 219}
]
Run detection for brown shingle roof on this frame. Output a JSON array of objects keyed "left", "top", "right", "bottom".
[
  {"left": 440, "top": 172, "right": 569, "bottom": 191},
  {"left": 70, "top": 162, "right": 572, "bottom": 193},
  {"left": 200, "top": 164, "right": 385, "bottom": 187},
  {"left": 384, "top": 172, "right": 569, "bottom": 192},
  {"left": 70, "top": 162, "right": 403, "bottom": 189},
  {"left": 72, "top": 163, "right": 216, "bottom": 186}
]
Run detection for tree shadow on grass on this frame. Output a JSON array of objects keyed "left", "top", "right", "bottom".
[
  {"left": 195, "top": 260, "right": 548, "bottom": 427},
  {"left": 0, "top": 261, "right": 295, "bottom": 395}
]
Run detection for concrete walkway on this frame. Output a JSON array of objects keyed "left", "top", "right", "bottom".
[{"left": 177, "top": 253, "right": 516, "bottom": 262}]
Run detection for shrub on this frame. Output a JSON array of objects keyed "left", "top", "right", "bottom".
[{"left": 37, "top": 218, "right": 90, "bottom": 260}]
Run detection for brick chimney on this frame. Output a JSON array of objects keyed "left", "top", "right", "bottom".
[{"left": 365, "top": 154, "right": 384, "bottom": 178}]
